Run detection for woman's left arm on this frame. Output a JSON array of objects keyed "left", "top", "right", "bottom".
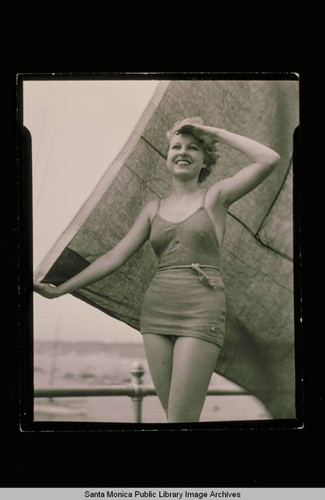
[
  {"left": 213, "top": 128, "right": 280, "bottom": 207},
  {"left": 184, "top": 123, "right": 280, "bottom": 207}
]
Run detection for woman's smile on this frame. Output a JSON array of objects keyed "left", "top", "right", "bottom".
[{"left": 176, "top": 158, "right": 191, "bottom": 166}]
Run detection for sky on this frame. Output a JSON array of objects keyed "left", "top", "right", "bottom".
[{"left": 23, "top": 79, "right": 160, "bottom": 343}]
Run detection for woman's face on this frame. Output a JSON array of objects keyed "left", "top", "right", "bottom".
[{"left": 166, "top": 133, "right": 206, "bottom": 181}]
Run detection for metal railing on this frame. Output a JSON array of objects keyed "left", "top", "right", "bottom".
[{"left": 34, "top": 361, "right": 248, "bottom": 423}]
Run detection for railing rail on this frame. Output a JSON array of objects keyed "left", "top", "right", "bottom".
[{"left": 34, "top": 361, "right": 248, "bottom": 423}]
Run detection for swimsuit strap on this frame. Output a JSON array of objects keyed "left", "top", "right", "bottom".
[
  {"left": 156, "top": 197, "right": 161, "bottom": 215},
  {"left": 201, "top": 188, "right": 209, "bottom": 208}
]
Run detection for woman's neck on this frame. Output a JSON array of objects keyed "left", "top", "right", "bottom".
[{"left": 170, "top": 177, "right": 201, "bottom": 198}]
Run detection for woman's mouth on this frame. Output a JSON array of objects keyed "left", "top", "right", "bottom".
[{"left": 176, "top": 159, "right": 191, "bottom": 165}]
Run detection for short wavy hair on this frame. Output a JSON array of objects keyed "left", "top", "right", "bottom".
[{"left": 166, "top": 117, "right": 219, "bottom": 183}]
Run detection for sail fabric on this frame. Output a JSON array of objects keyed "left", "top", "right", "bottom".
[{"left": 35, "top": 79, "right": 299, "bottom": 419}]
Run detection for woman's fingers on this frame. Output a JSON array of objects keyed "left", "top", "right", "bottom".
[
  {"left": 33, "top": 281, "right": 42, "bottom": 292},
  {"left": 176, "top": 123, "right": 218, "bottom": 149},
  {"left": 33, "top": 281, "right": 58, "bottom": 299}
]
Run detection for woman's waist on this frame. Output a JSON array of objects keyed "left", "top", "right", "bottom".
[
  {"left": 156, "top": 263, "right": 221, "bottom": 288},
  {"left": 156, "top": 254, "right": 220, "bottom": 270}
]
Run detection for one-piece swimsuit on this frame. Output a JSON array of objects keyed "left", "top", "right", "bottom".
[{"left": 140, "top": 189, "right": 226, "bottom": 347}]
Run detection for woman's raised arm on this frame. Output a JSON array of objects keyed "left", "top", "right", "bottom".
[
  {"left": 215, "top": 128, "right": 280, "bottom": 207},
  {"left": 180, "top": 123, "right": 280, "bottom": 208},
  {"left": 33, "top": 200, "right": 156, "bottom": 299}
]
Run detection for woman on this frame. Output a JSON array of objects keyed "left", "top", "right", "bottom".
[{"left": 34, "top": 117, "right": 280, "bottom": 423}]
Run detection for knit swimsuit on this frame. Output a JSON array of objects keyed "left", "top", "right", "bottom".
[{"left": 140, "top": 190, "right": 226, "bottom": 347}]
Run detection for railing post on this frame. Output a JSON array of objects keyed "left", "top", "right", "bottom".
[{"left": 130, "top": 361, "right": 145, "bottom": 423}]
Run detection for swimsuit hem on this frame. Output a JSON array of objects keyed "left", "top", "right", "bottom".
[{"left": 140, "top": 328, "right": 224, "bottom": 348}]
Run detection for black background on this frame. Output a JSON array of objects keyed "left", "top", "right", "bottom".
[{"left": 6, "top": 47, "right": 322, "bottom": 489}]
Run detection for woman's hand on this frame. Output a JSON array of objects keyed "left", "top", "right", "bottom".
[
  {"left": 176, "top": 122, "right": 219, "bottom": 150},
  {"left": 33, "top": 281, "right": 61, "bottom": 299}
]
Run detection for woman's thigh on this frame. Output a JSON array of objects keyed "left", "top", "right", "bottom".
[
  {"left": 142, "top": 334, "right": 174, "bottom": 415},
  {"left": 168, "top": 336, "right": 221, "bottom": 422}
]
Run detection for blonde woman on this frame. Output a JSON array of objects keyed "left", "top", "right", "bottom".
[{"left": 34, "top": 117, "right": 280, "bottom": 423}]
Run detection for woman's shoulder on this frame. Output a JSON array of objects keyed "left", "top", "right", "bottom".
[
  {"left": 145, "top": 197, "right": 161, "bottom": 210},
  {"left": 141, "top": 198, "right": 161, "bottom": 220}
]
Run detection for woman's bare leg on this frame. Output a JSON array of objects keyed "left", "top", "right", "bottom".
[
  {"left": 167, "top": 336, "right": 220, "bottom": 423},
  {"left": 142, "top": 334, "right": 174, "bottom": 418}
]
